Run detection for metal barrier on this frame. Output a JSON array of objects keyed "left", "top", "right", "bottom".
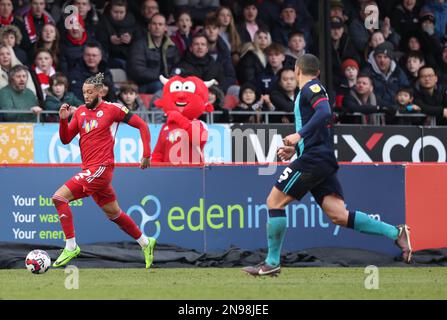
[{"left": 0, "top": 109, "right": 439, "bottom": 126}]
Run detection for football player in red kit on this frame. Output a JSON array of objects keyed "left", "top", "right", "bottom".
[{"left": 51, "top": 73, "right": 156, "bottom": 268}]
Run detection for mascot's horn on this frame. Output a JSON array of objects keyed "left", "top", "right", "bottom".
[
  {"left": 204, "top": 79, "right": 217, "bottom": 88},
  {"left": 160, "top": 75, "right": 169, "bottom": 85}
]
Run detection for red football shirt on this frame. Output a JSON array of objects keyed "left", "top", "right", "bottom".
[{"left": 60, "top": 101, "right": 131, "bottom": 168}]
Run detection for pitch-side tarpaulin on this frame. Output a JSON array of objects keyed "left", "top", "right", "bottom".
[{"left": 1, "top": 242, "right": 447, "bottom": 269}]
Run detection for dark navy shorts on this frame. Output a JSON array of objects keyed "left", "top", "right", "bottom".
[{"left": 275, "top": 160, "right": 344, "bottom": 206}]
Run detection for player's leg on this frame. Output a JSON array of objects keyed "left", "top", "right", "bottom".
[
  {"left": 52, "top": 182, "right": 85, "bottom": 267},
  {"left": 94, "top": 189, "right": 156, "bottom": 268},
  {"left": 314, "top": 173, "right": 412, "bottom": 263}
]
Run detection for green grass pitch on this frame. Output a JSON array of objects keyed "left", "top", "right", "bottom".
[{"left": 1, "top": 267, "right": 446, "bottom": 299}]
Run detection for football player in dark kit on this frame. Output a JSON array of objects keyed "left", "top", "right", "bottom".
[{"left": 243, "top": 54, "right": 412, "bottom": 277}]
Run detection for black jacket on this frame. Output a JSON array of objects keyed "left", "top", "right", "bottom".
[
  {"left": 237, "top": 49, "right": 266, "bottom": 86},
  {"left": 414, "top": 85, "right": 447, "bottom": 125},
  {"left": 176, "top": 51, "right": 227, "bottom": 92},
  {"left": 127, "top": 34, "right": 180, "bottom": 85}
]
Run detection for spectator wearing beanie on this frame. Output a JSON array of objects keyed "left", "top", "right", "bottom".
[
  {"left": 364, "top": 41, "right": 409, "bottom": 114},
  {"left": 335, "top": 58, "right": 359, "bottom": 110}
]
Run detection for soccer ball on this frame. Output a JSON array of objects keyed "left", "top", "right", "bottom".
[{"left": 25, "top": 250, "right": 51, "bottom": 274}]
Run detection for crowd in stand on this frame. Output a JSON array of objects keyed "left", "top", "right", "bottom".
[{"left": 0, "top": 0, "right": 446, "bottom": 125}]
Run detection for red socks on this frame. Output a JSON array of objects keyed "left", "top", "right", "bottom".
[
  {"left": 52, "top": 195, "right": 75, "bottom": 239},
  {"left": 110, "top": 211, "right": 143, "bottom": 240}
]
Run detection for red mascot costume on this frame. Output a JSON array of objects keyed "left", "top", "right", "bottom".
[{"left": 152, "top": 75, "right": 215, "bottom": 164}]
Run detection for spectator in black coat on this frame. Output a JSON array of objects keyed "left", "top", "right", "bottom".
[
  {"left": 96, "top": 0, "right": 138, "bottom": 70},
  {"left": 414, "top": 65, "right": 447, "bottom": 125},
  {"left": 270, "top": 68, "right": 297, "bottom": 123},
  {"left": 236, "top": 0, "right": 269, "bottom": 45},
  {"left": 176, "top": 33, "right": 227, "bottom": 92},
  {"left": 67, "top": 43, "right": 115, "bottom": 101},
  {"left": 271, "top": 2, "right": 313, "bottom": 48},
  {"left": 204, "top": 16, "right": 237, "bottom": 93},
  {"left": 237, "top": 29, "right": 271, "bottom": 86},
  {"left": 390, "top": 0, "right": 422, "bottom": 40},
  {"left": 127, "top": 13, "right": 180, "bottom": 93}
]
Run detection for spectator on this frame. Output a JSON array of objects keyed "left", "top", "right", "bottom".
[
  {"left": 342, "top": 74, "right": 386, "bottom": 124},
  {"left": 414, "top": 65, "right": 447, "bottom": 125},
  {"left": 32, "top": 48, "right": 56, "bottom": 97},
  {"left": 59, "top": 14, "right": 96, "bottom": 73},
  {"left": 22, "top": 0, "right": 55, "bottom": 44},
  {"left": 233, "top": 81, "right": 262, "bottom": 123},
  {"left": 0, "top": 0, "right": 31, "bottom": 51},
  {"left": 336, "top": 58, "right": 360, "bottom": 106},
  {"left": 59, "top": 0, "right": 99, "bottom": 38},
  {"left": 390, "top": 0, "right": 421, "bottom": 40},
  {"left": 270, "top": 67, "right": 298, "bottom": 123},
  {"left": 0, "top": 65, "right": 41, "bottom": 122},
  {"left": 330, "top": 16, "right": 360, "bottom": 86},
  {"left": 237, "top": 29, "right": 271, "bottom": 85},
  {"left": 422, "top": 0, "right": 447, "bottom": 40},
  {"left": 136, "top": 0, "right": 159, "bottom": 36},
  {"left": 204, "top": 16, "right": 237, "bottom": 93},
  {"left": 208, "top": 85, "right": 229, "bottom": 123},
  {"left": 68, "top": 43, "right": 115, "bottom": 100},
  {"left": 173, "top": 0, "right": 219, "bottom": 26},
  {"left": 127, "top": 13, "right": 180, "bottom": 93},
  {"left": 176, "top": 33, "right": 227, "bottom": 92},
  {"left": 0, "top": 24, "right": 28, "bottom": 66},
  {"left": 365, "top": 41, "right": 409, "bottom": 111},
  {"left": 236, "top": 0, "right": 268, "bottom": 44},
  {"left": 216, "top": 6, "right": 242, "bottom": 66},
  {"left": 363, "top": 30, "right": 385, "bottom": 66},
  {"left": 44, "top": 72, "right": 83, "bottom": 122},
  {"left": 284, "top": 30, "right": 306, "bottom": 68},
  {"left": 170, "top": 11, "right": 195, "bottom": 57},
  {"left": 403, "top": 51, "right": 425, "bottom": 86},
  {"left": 349, "top": 1, "right": 400, "bottom": 56},
  {"left": 117, "top": 81, "right": 149, "bottom": 123},
  {"left": 258, "top": 43, "right": 286, "bottom": 94},
  {"left": 394, "top": 87, "right": 424, "bottom": 125},
  {"left": 0, "top": 45, "right": 38, "bottom": 95},
  {"left": 330, "top": 0, "right": 349, "bottom": 24},
  {"left": 271, "top": 2, "right": 313, "bottom": 49},
  {"left": 96, "top": 0, "right": 138, "bottom": 69},
  {"left": 34, "top": 23, "right": 60, "bottom": 68},
  {"left": 438, "top": 43, "right": 447, "bottom": 86}
]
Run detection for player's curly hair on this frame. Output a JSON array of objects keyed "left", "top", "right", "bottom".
[{"left": 85, "top": 73, "right": 105, "bottom": 88}]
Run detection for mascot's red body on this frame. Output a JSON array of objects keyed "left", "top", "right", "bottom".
[{"left": 152, "top": 75, "right": 215, "bottom": 164}]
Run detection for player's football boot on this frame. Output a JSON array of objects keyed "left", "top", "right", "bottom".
[
  {"left": 395, "top": 224, "right": 412, "bottom": 263},
  {"left": 242, "top": 262, "right": 281, "bottom": 277},
  {"left": 52, "top": 245, "right": 81, "bottom": 268},
  {"left": 143, "top": 237, "right": 156, "bottom": 269}
]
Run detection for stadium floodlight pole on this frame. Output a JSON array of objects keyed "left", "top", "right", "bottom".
[{"left": 318, "top": 0, "right": 333, "bottom": 97}]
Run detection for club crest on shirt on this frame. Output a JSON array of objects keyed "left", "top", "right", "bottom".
[
  {"left": 83, "top": 119, "right": 98, "bottom": 133},
  {"left": 96, "top": 110, "right": 104, "bottom": 118},
  {"left": 310, "top": 84, "right": 322, "bottom": 93},
  {"left": 121, "top": 106, "right": 129, "bottom": 114},
  {"left": 167, "top": 130, "right": 182, "bottom": 143}
]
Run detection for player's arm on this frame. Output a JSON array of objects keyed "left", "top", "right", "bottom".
[
  {"left": 59, "top": 104, "right": 79, "bottom": 145},
  {"left": 125, "top": 113, "right": 151, "bottom": 169}
]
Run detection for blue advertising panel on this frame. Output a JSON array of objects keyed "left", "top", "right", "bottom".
[
  {"left": 0, "top": 165, "right": 405, "bottom": 254},
  {"left": 33, "top": 124, "right": 231, "bottom": 164}
]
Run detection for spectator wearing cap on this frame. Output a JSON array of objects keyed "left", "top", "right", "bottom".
[
  {"left": 422, "top": 1, "right": 447, "bottom": 40},
  {"left": 257, "top": 0, "right": 314, "bottom": 32},
  {"left": 330, "top": 0, "right": 349, "bottom": 24},
  {"left": 414, "top": 65, "right": 447, "bottom": 125},
  {"left": 237, "top": 0, "right": 269, "bottom": 45},
  {"left": 271, "top": 2, "right": 313, "bottom": 49},
  {"left": 364, "top": 41, "right": 410, "bottom": 113},
  {"left": 330, "top": 16, "right": 360, "bottom": 84},
  {"left": 349, "top": 1, "right": 400, "bottom": 56},
  {"left": 390, "top": 0, "right": 422, "bottom": 40}
]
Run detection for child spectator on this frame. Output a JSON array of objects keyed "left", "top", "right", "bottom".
[
  {"left": 403, "top": 51, "right": 425, "bottom": 85},
  {"left": 34, "top": 23, "right": 60, "bottom": 68},
  {"left": 284, "top": 31, "right": 306, "bottom": 68},
  {"left": 33, "top": 48, "right": 55, "bottom": 97},
  {"left": 216, "top": 6, "right": 242, "bottom": 66},
  {"left": 170, "top": 11, "right": 195, "bottom": 57},
  {"left": 44, "top": 72, "right": 82, "bottom": 121},
  {"left": 395, "top": 87, "right": 424, "bottom": 125},
  {"left": 258, "top": 43, "right": 286, "bottom": 94},
  {"left": 233, "top": 82, "right": 262, "bottom": 123},
  {"left": 335, "top": 58, "right": 359, "bottom": 109},
  {"left": 117, "top": 81, "right": 149, "bottom": 122}
]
